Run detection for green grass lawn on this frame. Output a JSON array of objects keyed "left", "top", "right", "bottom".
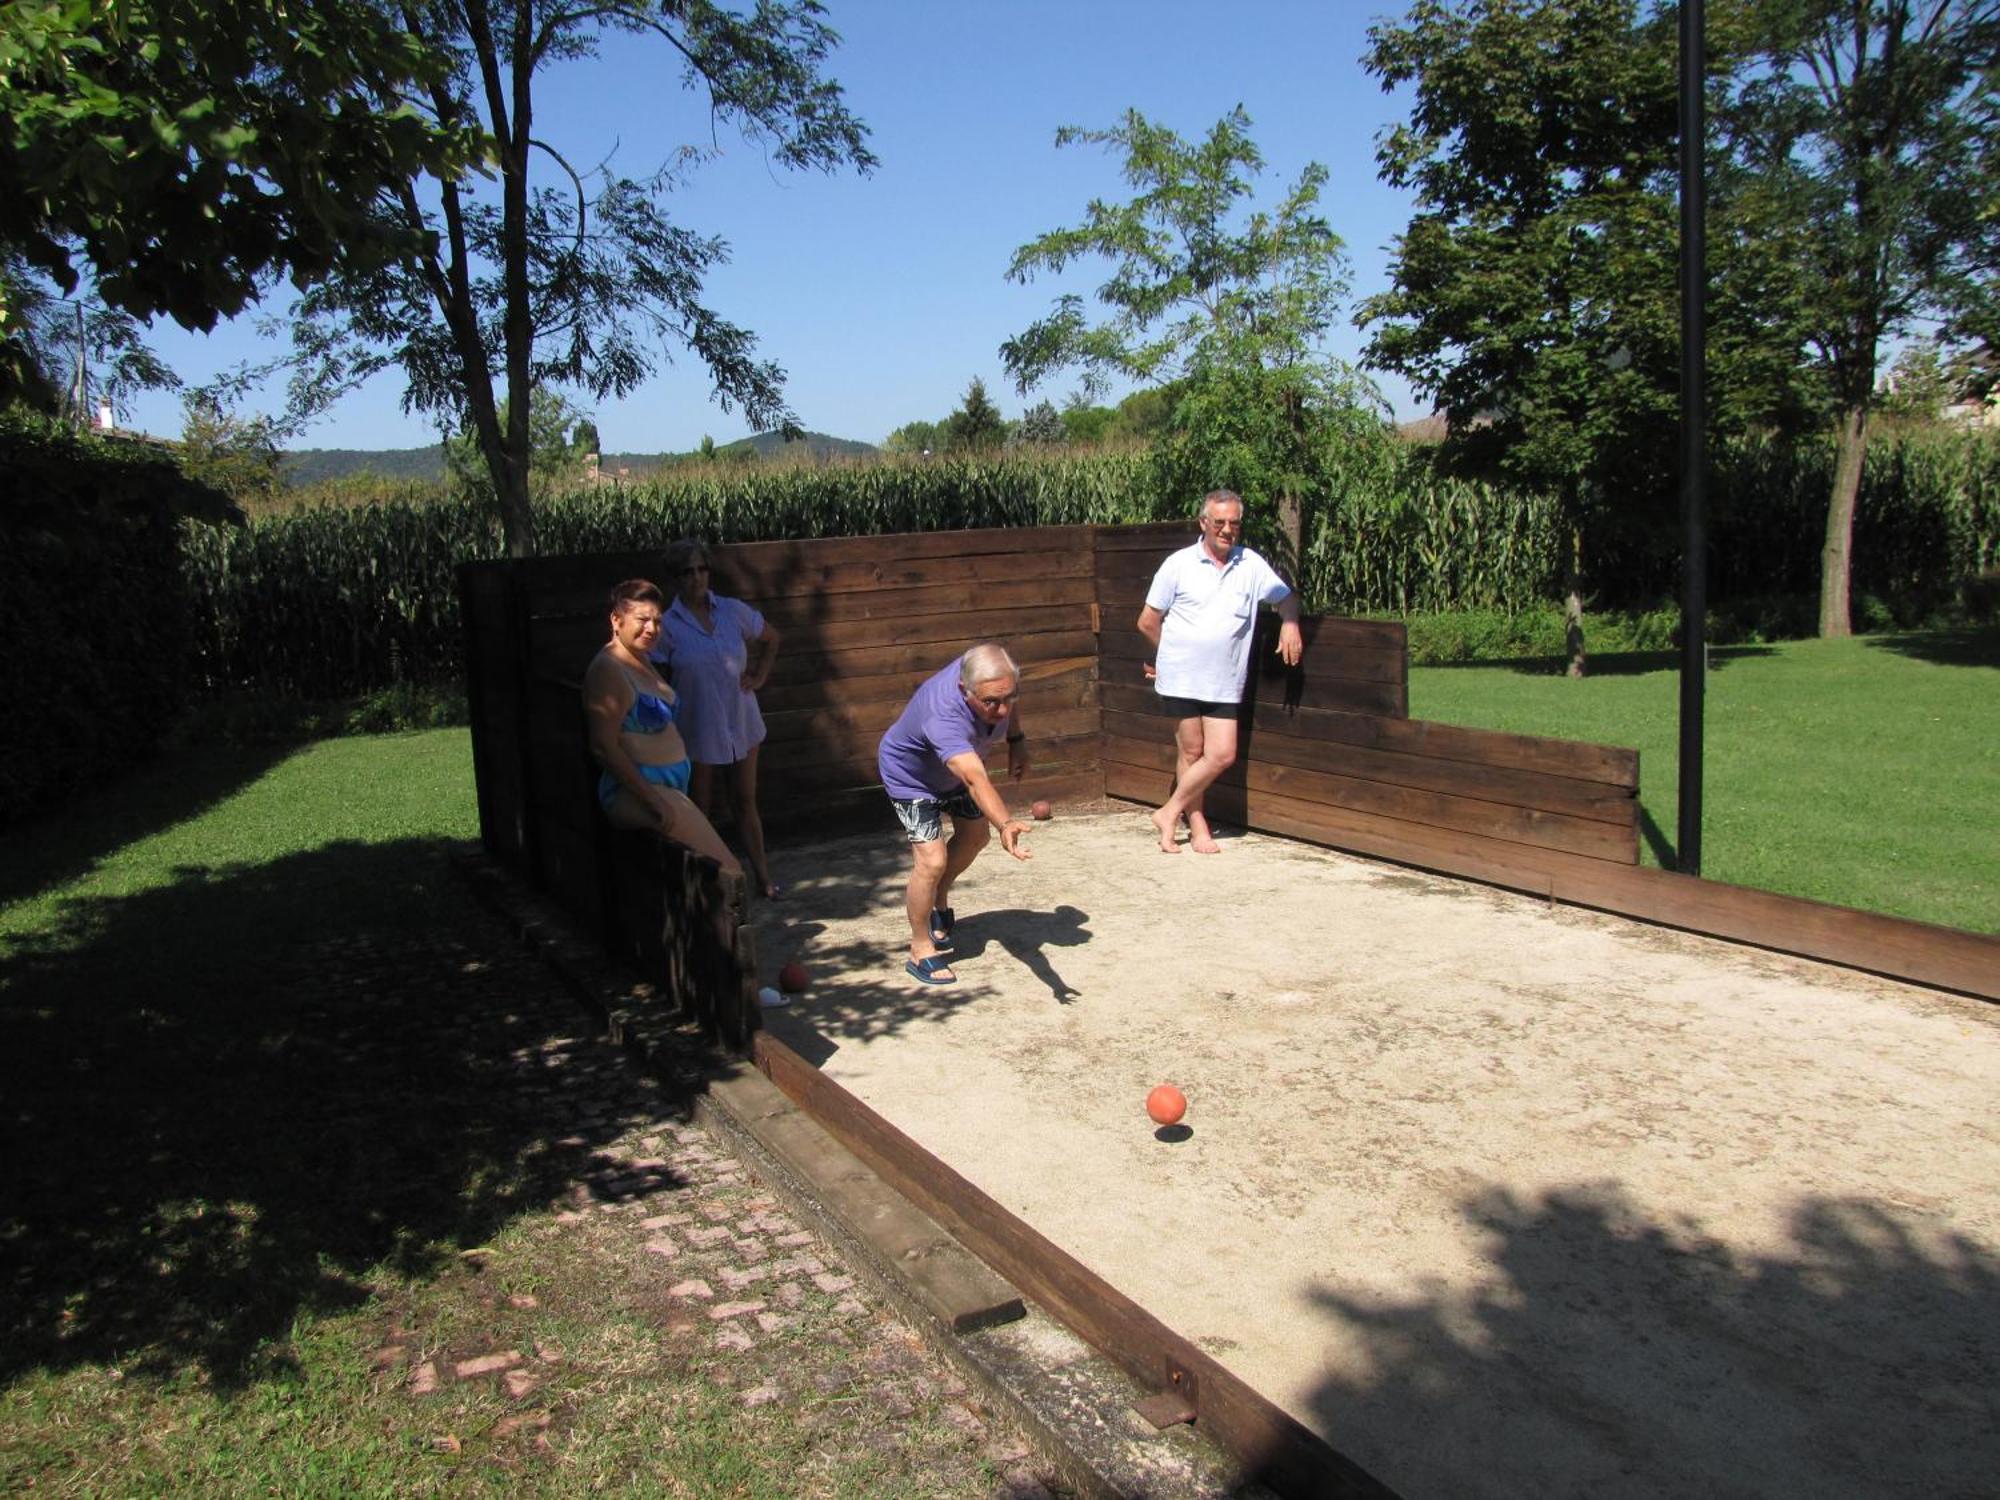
[
  {"left": 1408, "top": 628, "right": 2000, "bottom": 934},
  {"left": 1, "top": 730, "right": 1025, "bottom": 1496}
]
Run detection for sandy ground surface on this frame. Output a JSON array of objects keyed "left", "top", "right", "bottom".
[{"left": 749, "top": 808, "right": 1999, "bottom": 1500}]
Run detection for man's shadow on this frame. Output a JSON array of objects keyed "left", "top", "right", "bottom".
[{"left": 946, "top": 904, "right": 1091, "bottom": 1004}]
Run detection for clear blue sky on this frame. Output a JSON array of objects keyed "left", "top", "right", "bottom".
[{"left": 126, "top": 1, "right": 1427, "bottom": 452}]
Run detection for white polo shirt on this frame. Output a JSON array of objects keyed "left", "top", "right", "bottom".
[{"left": 1145, "top": 540, "right": 1291, "bottom": 702}]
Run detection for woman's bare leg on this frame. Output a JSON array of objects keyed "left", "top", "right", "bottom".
[{"left": 733, "top": 746, "right": 775, "bottom": 896}]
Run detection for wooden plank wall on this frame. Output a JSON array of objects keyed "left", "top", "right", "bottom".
[
  {"left": 458, "top": 561, "right": 532, "bottom": 865},
  {"left": 496, "top": 528, "right": 1104, "bottom": 838},
  {"left": 466, "top": 527, "right": 1993, "bottom": 1002},
  {"left": 1093, "top": 522, "right": 1642, "bottom": 875}
]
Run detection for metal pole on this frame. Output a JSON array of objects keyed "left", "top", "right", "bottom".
[
  {"left": 72, "top": 301, "right": 87, "bottom": 428},
  {"left": 1677, "top": 0, "right": 1707, "bottom": 876}
]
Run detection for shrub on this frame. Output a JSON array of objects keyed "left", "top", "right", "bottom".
[{"left": 0, "top": 413, "right": 238, "bottom": 824}]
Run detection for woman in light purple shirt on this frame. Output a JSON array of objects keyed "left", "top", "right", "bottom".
[{"left": 655, "top": 538, "right": 783, "bottom": 897}]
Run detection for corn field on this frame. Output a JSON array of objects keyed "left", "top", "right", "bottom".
[{"left": 179, "top": 431, "right": 1999, "bottom": 701}]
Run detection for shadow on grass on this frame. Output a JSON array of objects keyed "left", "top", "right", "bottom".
[
  {"left": 1637, "top": 803, "right": 1678, "bottom": 870},
  {"left": 0, "top": 837, "right": 678, "bottom": 1394},
  {"left": 0, "top": 742, "right": 299, "bottom": 910},
  {"left": 1273, "top": 1181, "right": 2000, "bottom": 1499},
  {"left": 1421, "top": 645, "right": 1779, "bottom": 677},
  {"left": 1864, "top": 626, "right": 2000, "bottom": 669}
]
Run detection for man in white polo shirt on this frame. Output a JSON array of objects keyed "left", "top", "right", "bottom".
[{"left": 1135, "top": 490, "right": 1302, "bottom": 853}]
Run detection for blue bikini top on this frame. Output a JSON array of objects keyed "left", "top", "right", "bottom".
[{"left": 622, "top": 684, "right": 679, "bottom": 735}]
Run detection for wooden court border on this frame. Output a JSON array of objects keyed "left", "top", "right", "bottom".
[{"left": 751, "top": 1031, "right": 1404, "bottom": 1500}]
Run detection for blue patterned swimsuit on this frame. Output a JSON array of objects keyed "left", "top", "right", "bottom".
[{"left": 600, "top": 680, "right": 692, "bottom": 807}]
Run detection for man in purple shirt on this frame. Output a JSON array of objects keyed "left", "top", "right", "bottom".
[{"left": 877, "top": 642, "right": 1033, "bottom": 984}]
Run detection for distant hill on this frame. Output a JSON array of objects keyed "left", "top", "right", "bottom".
[
  {"left": 283, "top": 429, "right": 875, "bottom": 486},
  {"left": 720, "top": 429, "right": 876, "bottom": 460},
  {"left": 600, "top": 430, "right": 877, "bottom": 475},
  {"left": 282, "top": 446, "right": 445, "bottom": 486}
]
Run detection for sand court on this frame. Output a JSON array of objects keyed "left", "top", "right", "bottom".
[{"left": 751, "top": 809, "right": 1999, "bottom": 1499}]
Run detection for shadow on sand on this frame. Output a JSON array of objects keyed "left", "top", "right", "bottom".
[
  {"left": 750, "top": 832, "right": 1098, "bottom": 1064},
  {"left": 1267, "top": 1180, "right": 2000, "bottom": 1498}
]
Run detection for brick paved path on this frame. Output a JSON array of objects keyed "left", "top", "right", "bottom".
[{"left": 312, "top": 872, "right": 1067, "bottom": 1495}]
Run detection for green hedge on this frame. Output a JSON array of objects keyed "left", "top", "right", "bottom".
[
  {"left": 174, "top": 430, "right": 1999, "bottom": 702},
  {"left": 0, "top": 415, "right": 236, "bottom": 825}
]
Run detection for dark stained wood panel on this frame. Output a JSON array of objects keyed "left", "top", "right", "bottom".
[
  {"left": 1247, "top": 702, "right": 1639, "bottom": 786},
  {"left": 755, "top": 738, "right": 1105, "bottom": 803},
  {"left": 762, "top": 707, "right": 1102, "bottom": 771},
  {"left": 713, "top": 528, "right": 1096, "bottom": 600},
  {"left": 757, "top": 573, "right": 1095, "bottom": 626},
  {"left": 765, "top": 603, "right": 1093, "bottom": 658},
  {"left": 1100, "top": 626, "right": 1406, "bottom": 685},
  {"left": 1093, "top": 521, "right": 1199, "bottom": 551},
  {"left": 759, "top": 655, "right": 1095, "bottom": 716},
  {"left": 1105, "top": 732, "right": 1636, "bottom": 862},
  {"left": 762, "top": 666, "right": 1096, "bottom": 744},
  {"left": 765, "top": 629, "right": 1100, "bottom": 689},
  {"left": 1101, "top": 709, "right": 1636, "bottom": 829},
  {"left": 1103, "top": 760, "right": 1562, "bottom": 895},
  {"left": 1101, "top": 765, "right": 1996, "bottom": 999},
  {"left": 1552, "top": 862, "right": 2000, "bottom": 999}
]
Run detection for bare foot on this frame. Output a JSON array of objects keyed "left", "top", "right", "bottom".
[
  {"left": 1149, "top": 808, "right": 1184, "bottom": 853},
  {"left": 1187, "top": 813, "right": 1222, "bottom": 854}
]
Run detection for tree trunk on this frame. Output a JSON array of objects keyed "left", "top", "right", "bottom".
[
  {"left": 1565, "top": 518, "right": 1587, "bottom": 679},
  {"left": 498, "top": 3, "right": 537, "bottom": 559},
  {"left": 1277, "top": 490, "right": 1304, "bottom": 582},
  {"left": 1819, "top": 402, "right": 1868, "bottom": 638},
  {"left": 1276, "top": 382, "right": 1306, "bottom": 579}
]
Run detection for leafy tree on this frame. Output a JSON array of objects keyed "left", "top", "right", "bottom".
[
  {"left": 883, "top": 418, "right": 944, "bottom": 455},
  {"left": 0, "top": 0, "right": 479, "bottom": 334},
  {"left": 1013, "top": 399, "right": 1067, "bottom": 446},
  {"left": 444, "top": 388, "right": 592, "bottom": 496},
  {"left": 1880, "top": 340, "right": 1959, "bottom": 420},
  {"left": 944, "top": 378, "right": 1007, "bottom": 452},
  {"left": 283, "top": 1, "right": 874, "bottom": 555},
  {"left": 1722, "top": 0, "right": 2000, "bottom": 635},
  {"left": 176, "top": 394, "right": 281, "bottom": 505},
  {"left": 572, "top": 418, "right": 600, "bottom": 459},
  {"left": 0, "top": 255, "right": 179, "bottom": 420},
  {"left": 1359, "top": 0, "right": 1823, "bottom": 669},
  {"left": 1058, "top": 398, "right": 1117, "bottom": 445},
  {"left": 1001, "top": 107, "right": 1377, "bottom": 564}
]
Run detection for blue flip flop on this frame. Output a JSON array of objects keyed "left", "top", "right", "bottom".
[
  {"left": 905, "top": 954, "right": 956, "bottom": 985},
  {"left": 928, "top": 906, "right": 955, "bottom": 947}
]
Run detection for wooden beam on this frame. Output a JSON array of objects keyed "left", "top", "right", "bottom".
[{"left": 751, "top": 1034, "right": 1403, "bottom": 1499}]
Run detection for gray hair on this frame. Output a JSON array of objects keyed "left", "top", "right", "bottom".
[
  {"left": 1199, "top": 489, "right": 1244, "bottom": 520},
  {"left": 958, "top": 642, "right": 1020, "bottom": 690},
  {"left": 662, "top": 536, "right": 709, "bottom": 579}
]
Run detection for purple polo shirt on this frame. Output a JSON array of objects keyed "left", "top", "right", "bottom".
[{"left": 878, "top": 659, "right": 1006, "bottom": 800}]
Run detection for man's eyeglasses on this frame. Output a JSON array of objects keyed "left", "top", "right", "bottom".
[
  {"left": 679, "top": 563, "right": 710, "bottom": 576},
  {"left": 968, "top": 691, "right": 1018, "bottom": 710}
]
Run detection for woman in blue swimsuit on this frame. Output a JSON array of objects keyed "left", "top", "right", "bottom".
[{"left": 583, "top": 579, "right": 740, "bottom": 878}]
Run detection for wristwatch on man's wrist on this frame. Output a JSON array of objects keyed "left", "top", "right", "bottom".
[{"left": 1006, "top": 731, "right": 1025, "bottom": 744}]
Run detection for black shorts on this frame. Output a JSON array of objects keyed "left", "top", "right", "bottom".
[{"left": 1157, "top": 695, "right": 1241, "bottom": 721}]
